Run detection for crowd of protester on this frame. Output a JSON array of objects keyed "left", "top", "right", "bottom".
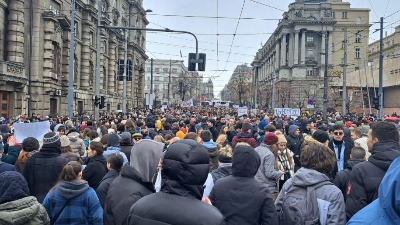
[{"left": 0, "top": 107, "right": 399, "bottom": 225}]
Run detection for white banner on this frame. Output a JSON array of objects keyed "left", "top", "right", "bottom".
[
  {"left": 237, "top": 106, "right": 248, "bottom": 116},
  {"left": 251, "top": 109, "right": 257, "bottom": 116},
  {"left": 161, "top": 104, "right": 168, "bottom": 112},
  {"left": 274, "top": 108, "right": 301, "bottom": 117},
  {"left": 180, "top": 98, "right": 193, "bottom": 108},
  {"left": 233, "top": 105, "right": 239, "bottom": 109},
  {"left": 14, "top": 120, "right": 50, "bottom": 143}
]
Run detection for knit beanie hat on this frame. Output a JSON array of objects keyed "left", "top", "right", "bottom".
[
  {"left": 42, "top": 132, "right": 61, "bottom": 153},
  {"left": 0, "top": 171, "right": 30, "bottom": 204},
  {"left": 60, "top": 135, "right": 70, "bottom": 147},
  {"left": 258, "top": 120, "right": 267, "bottom": 130},
  {"left": 312, "top": 130, "right": 329, "bottom": 144},
  {"left": 120, "top": 132, "right": 132, "bottom": 143},
  {"left": 107, "top": 133, "right": 120, "bottom": 147},
  {"left": 276, "top": 131, "right": 287, "bottom": 144},
  {"left": 264, "top": 132, "right": 279, "bottom": 145}
]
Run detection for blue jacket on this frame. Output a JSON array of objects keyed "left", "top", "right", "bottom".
[
  {"left": 43, "top": 180, "right": 102, "bottom": 225},
  {"left": 348, "top": 157, "right": 400, "bottom": 225},
  {"left": 103, "top": 146, "right": 128, "bottom": 165}
]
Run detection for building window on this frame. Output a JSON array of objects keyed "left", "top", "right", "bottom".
[
  {"left": 154, "top": 76, "right": 159, "bottom": 81},
  {"left": 52, "top": 42, "right": 61, "bottom": 76},
  {"left": 163, "top": 68, "right": 168, "bottom": 73},
  {"left": 306, "top": 48, "right": 314, "bottom": 57},
  {"left": 331, "top": 11, "right": 336, "bottom": 18},
  {"left": 103, "top": 66, "right": 107, "bottom": 90},
  {"left": 154, "top": 68, "right": 160, "bottom": 73},
  {"left": 306, "top": 35, "right": 314, "bottom": 43},
  {"left": 89, "top": 31, "right": 94, "bottom": 46},
  {"left": 74, "top": 22, "right": 79, "bottom": 38},
  {"left": 342, "top": 11, "right": 348, "bottom": 19},
  {"left": 355, "top": 33, "right": 361, "bottom": 43},
  {"left": 146, "top": 67, "right": 151, "bottom": 72},
  {"left": 356, "top": 48, "right": 360, "bottom": 59},
  {"left": 306, "top": 68, "right": 314, "bottom": 76},
  {"left": 172, "top": 68, "right": 178, "bottom": 73}
]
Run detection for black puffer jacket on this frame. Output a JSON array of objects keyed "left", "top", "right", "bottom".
[
  {"left": 96, "top": 169, "right": 120, "bottom": 208},
  {"left": 82, "top": 154, "right": 107, "bottom": 190},
  {"left": 209, "top": 145, "right": 278, "bottom": 225},
  {"left": 333, "top": 159, "right": 364, "bottom": 201},
  {"left": 127, "top": 139, "right": 226, "bottom": 225},
  {"left": 346, "top": 141, "right": 400, "bottom": 219},
  {"left": 286, "top": 125, "right": 303, "bottom": 170},
  {"left": 104, "top": 165, "right": 155, "bottom": 225}
]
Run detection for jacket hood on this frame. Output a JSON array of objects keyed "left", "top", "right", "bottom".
[
  {"left": 203, "top": 141, "right": 217, "bottom": 149},
  {"left": 56, "top": 180, "right": 89, "bottom": 199},
  {"left": 0, "top": 196, "right": 47, "bottom": 224},
  {"left": 378, "top": 157, "right": 400, "bottom": 223},
  {"left": 120, "top": 164, "right": 155, "bottom": 191},
  {"left": 0, "top": 171, "right": 30, "bottom": 204},
  {"left": 288, "top": 125, "right": 300, "bottom": 137},
  {"left": 161, "top": 139, "right": 209, "bottom": 200},
  {"left": 231, "top": 145, "right": 260, "bottom": 178},
  {"left": 291, "top": 167, "right": 331, "bottom": 187},
  {"left": 129, "top": 139, "right": 163, "bottom": 182},
  {"left": 67, "top": 132, "right": 80, "bottom": 142},
  {"left": 369, "top": 141, "right": 400, "bottom": 171},
  {"left": 345, "top": 159, "right": 365, "bottom": 170},
  {"left": 236, "top": 132, "right": 253, "bottom": 138}
]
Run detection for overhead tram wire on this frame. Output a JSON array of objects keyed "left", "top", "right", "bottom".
[
  {"left": 146, "top": 13, "right": 281, "bottom": 21},
  {"left": 383, "top": 0, "right": 391, "bottom": 18},
  {"left": 248, "top": 0, "right": 285, "bottom": 12},
  {"left": 367, "top": 0, "right": 380, "bottom": 20}
]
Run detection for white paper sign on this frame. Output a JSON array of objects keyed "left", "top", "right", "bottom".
[
  {"left": 180, "top": 98, "right": 193, "bottom": 108},
  {"left": 237, "top": 106, "right": 248, "bottom": 116},
  {"left": 274, "top": 108, "right": 292, "bottom": 117},
  {"left": 291, "top": 108, "right": 301, "bottom": 116},
  {"left": 161, "top": 105, "right": 167, "bottom": 112},
  {"left": 14, "top": 121, "right": 50, "bottom": 143},
  {"left": 233, "top": 105, "right": 239, "bottom": 109}
]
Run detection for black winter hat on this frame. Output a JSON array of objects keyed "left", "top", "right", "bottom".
[
  {"left": 42, "top": 132, "right": 61, "bottom": 150},
  {"left": 312, "top": 130, "right": 330, "bottom": 144},
  {"left": 107, "top": 133, "right": 120, "bottom": 147},
  {"left": 0, "top": 171, "right": 30, "bottom": 204}
]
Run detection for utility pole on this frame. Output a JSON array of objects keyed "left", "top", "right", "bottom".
[
  {"left": 323, "top": 30, "right": 329, "bottom": 120},
  {"left": 342, "top": 28, "right": 347, "bottom": 116},
  {"left": 94, "top": 0, "right": 101, "bottom": 120},
  {"left": 150, "top": 58, "right": 153, "bottom": 107},
  {"left": 378, "top": 17, "right": 384, "bottom": 119},
  {"left": 67, "top": 0, "right": 76, "bottom": 117},
  {"left": 168, "top": 59, "right": 171, "bottom": 105},
  {"left": 271, "top": 71, "right": 276, "bottom": 110},
  {"left": 122, "top": 18, "right": 129, "bottom": 113}
]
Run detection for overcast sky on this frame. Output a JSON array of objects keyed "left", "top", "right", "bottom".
[{"left": 143, "top": 0, "right": 400, "bottom": 98}]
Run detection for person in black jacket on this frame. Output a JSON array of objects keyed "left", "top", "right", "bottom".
[
  {"left": 207, "top": 118, "right": 219, "bottom": 142},
  {"left": 346, "top": 121, "right": 400, "bottom": 220},
  {"left": 82, "top": 141, "right": 107, "bottom": 190},
  {"left": 328, "top": 124, "right": 354, "bottom": 178},
  {"left": 119, "top": 132, "right": 134, "bottom": 162},
  {"left": 105, "top": 139, "right": 163, "bottom": 225},
  {"left": 96, "top": 153, "right": 123, "bottom": 208},
  {"left": 209, "top": 145, "right": 278, "bottom": 225},
  {"left": 333, "top": 146, "right": 365, "bottom": 202},
  {"left": 286, "top": 125, "right": 304, "bottom": 171},
  {"left": 127, "top": 139, "right": 226, "bottom": 225},
  {"left": 23, "top": 132, "right": 68, "bottom": 203}
]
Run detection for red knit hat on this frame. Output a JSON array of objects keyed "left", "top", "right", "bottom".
[{"left": 264, "top": 132, "right": 278, "bottom": 145}]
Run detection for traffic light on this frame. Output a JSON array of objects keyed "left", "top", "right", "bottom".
[
  {"left": 126, "top": 60, "right": 132, "bottom": 81},
  {"left": 198, "top": 53, "right": 206, "bottom": 71},
  {"left": 94, "top": 95, "right": 100, "bottom": 106},
  {"left": 100, "top": 96, "right": 106, "bottom": 109},
  {"left": 188, "top": 53, "right": 196, "bottom": 71},
  {"left": 117, "top": 60, "right": 124, "bottom": 81},
  {"left": 373, "top": 97, "right": 379, "bottom": 110}
]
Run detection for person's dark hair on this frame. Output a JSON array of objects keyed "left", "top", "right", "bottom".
[
  {"left": 200, "top": 130, "right": 212, "bottom": 142},
  {"left": 61, "top": 145, "right": 73, "bottom": 153},
  {"left": 90, "top": 141, "right": 104, "bottom": 155},
  {"left": 100, "top": 134, "right": 109, "bottom": 146},
  {"left": 125, "top": 120, "right": 135, "bottom": 130},
  {"left": 184, "top": 132, "right": 200, "bottom": 141},
  {"left": 370, "top": 121, "right": 400, "bottom": 143},
  {"left": 351, "top": 146, "right": 366, "bottom": 160},
  {"left": 300, "top": 143, "right": 336, "bottom": 176},
  {"left": 87, "top": 130, "right": 99, "bottom": 140},
  {"left": 242, "top": 122, "right": 252, "bottom": 132},
  {"left": 107, "top": 153, "right": 124, "bottom": 170},
  {"left": 332, "top": 124, "right": 344, "bottom": 131},
  {"left": 58, "top": 161, "right": 82, "bottom": 182},
  {"left": 265, "top": 124, "right": 276, "bottom": 132},
  {"left": 317, "top": 125, "right": 328, "bottom": 132},
  {"left": 163, "top": 123, "right": 171, "bottom": 130},
  {"left": 351, "top": 129, "right": 362, "bottom": 138},
  {"left": 117, "top": 123, "right": 125, "bottom": 133},
  {"left": 235, "top": 121, "right": 243, "bottom": 130},
  {"left": 21, "top": 137, "right": 39, "bottom": 152},
  {"left": 275, "top": 123, "right": 283, "bottom": 130}
]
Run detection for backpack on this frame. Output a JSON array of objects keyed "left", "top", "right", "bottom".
[{"left": 278, "top": 180, "right": 332, "bottom": 225}]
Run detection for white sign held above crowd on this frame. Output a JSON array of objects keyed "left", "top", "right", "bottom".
[
  {"left": 14, "top": 120, "right": 50, "bottom": 143},
  {"left": 237, "top": 106, "right": 248, "bottom": 117},
  {"left": 274, "top": 108, "right": 301, "bottom": 117},
  {"left": 180, "top": 98, "right": 194, "bottom": 108}
]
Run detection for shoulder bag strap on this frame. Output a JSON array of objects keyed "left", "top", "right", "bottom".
[{"left": 51, "top": 198, "right": 71, "bottom": 225}]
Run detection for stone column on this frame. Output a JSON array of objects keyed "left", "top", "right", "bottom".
[
  {"left": 0, "top": 1, "right": 7, "bottom": 61},
  {"left": 108, "top": 41, "right": 116, "bottom": 94},
  {"left": 7, "top": 0, "right": 24, "bottom": 63},
  {"left": 301, "top": 31, "right": 306, "bottom": 64},
  {"left": 117, "top": 42, "right": 124, "bottom": 96},
  {"left": 288, "top": 33, "right": 293, "bottom": 67},
  {"left": 321, "top": 31, "right": 326, "bottom": 65},
  {"left": 328, "top": 31, "right": 333, "bottom": 65},
  {"left": 42, "top": 18, "right": 55, "bottom": 80},
  {"left": 80, "top": 26, "right": 91, "bottom": 89},
  {"left": 294, "top": 31, "right": 299, "bottom": 65},
  {"left": 281, "top": 34, "right": 286, "bottom": 66},
  {"left": 275, "top": 40, "right": 280, "bottom": 69}
]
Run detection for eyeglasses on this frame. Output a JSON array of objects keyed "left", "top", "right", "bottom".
[
  {"left": 334, "top": 132, "right": 344, "bottom": 135},
  {"left": 133, "top": 137, "right": 142, "bottom": 141}
]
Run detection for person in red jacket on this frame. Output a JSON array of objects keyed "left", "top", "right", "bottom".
[{"left": 232, "top": 122, "right": 258, "bottom": 148}]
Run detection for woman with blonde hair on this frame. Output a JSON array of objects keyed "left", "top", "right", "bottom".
[
  {"left": 43, "top": 161, "right": 102, "bottom": 224},
  {"left": 275, "top": 131, "right": 294, "bottom": 191},
  {"left": 215, "top": 133, "right": 228, "bottom": 146}
]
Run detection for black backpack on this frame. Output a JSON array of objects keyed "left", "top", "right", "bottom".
[{"left": 278, "top": 180, "right": 332, "bottom": 225}]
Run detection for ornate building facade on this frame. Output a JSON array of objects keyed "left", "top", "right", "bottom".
[
  {"left": 0, "top": 0, "right": 149, "bottom": 118},
  {"left": 252, "top": 0, "right": 369, "bottom": 110}
]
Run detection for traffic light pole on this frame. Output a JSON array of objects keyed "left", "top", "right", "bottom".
[
  {"left": 122, "top": 30, "right": 128, "bottom": 113},
  {"left": 94, "top": 0, "right": 101, "bottom": 120}
]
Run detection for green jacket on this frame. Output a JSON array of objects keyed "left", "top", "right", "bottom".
[
  {"left": 1, "top": 145, "right": 21, "bottom": 165},
  {"left": 0, "top": 196, "right": 50, "bottom": 225}
]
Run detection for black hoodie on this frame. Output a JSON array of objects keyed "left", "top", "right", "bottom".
[
  {"left": 333, "top": 159, "right": 365, "bottom": 201},
  {"left": 209, "top": 145, "right": 278, "bottom": 225}
]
